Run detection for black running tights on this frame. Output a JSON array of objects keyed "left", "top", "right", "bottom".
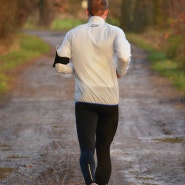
[{"left": 75, "top": 102, "right": 118, "bottom": 185}]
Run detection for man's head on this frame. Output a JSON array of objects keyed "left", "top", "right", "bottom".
[{"left": 87, "top": 0, "right": 109, "bottom": 18}]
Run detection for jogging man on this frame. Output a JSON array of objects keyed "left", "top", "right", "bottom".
[{"left": 53, "top": 0, "right": 131, "bottom": 184}]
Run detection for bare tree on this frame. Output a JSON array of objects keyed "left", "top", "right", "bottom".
[
  {"left": 0, "top": 0, "right": 38, "bottom": 39},
  {"left": 37, "top": 0, "right": 55, "bottom": 27}
]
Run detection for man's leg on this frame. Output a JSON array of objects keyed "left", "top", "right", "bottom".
[
  {"left": 95, "top": 105, "right": 118, "bottom": 185},
  {"left": 75, "top": 102, "right": 98, "bottom": 185}
]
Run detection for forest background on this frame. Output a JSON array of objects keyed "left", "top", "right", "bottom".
[{"left": 0, "top": 0, "right": 185, "bottom": 98}]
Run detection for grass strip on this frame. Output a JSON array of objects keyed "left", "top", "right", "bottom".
[
  {"left": 51, "top": 17, "right": 85, "bottom": 31},
  {"left": 127, "top": 33, "right": 185, "bottom": 97},
  {"left": 0, "top": 34, "right": 50, "bottom": 99}
]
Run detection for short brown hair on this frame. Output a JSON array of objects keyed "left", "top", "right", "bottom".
[{"left": 88, "top": 0, "right": 109, "bottom": 16}]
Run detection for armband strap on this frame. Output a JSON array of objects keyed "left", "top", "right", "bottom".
[{"left": 52, "top": 51, "right": 69, "bottom": 67}]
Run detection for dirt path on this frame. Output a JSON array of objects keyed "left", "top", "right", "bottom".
[{"left": 0, "top": 31, "right": 185, "bottom": 185}]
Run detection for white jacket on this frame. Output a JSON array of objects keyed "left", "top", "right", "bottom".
[{"left": 56, "top": 16, "right": 131, "bottom": 105}]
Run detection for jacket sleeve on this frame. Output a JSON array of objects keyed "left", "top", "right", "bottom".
[
  {"left": 114, "top": 29, "right": 131, "bottom": 77},
  {"left": 57, "top": 31, "right": 72, "bottom": 59},
  {"left": 53, "top": 31, "right": 72, "bottom": 67},
  {"left": 55, "top": 63, "right": 74, "bottom": 74}
]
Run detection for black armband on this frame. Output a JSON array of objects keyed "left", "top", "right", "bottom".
[{"left": 52, "top": 51, "right": 69, "bottom": 67}]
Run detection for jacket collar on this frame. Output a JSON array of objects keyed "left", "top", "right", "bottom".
[{"left": 88, "top": 16, "right": 105, "bottom": 26}]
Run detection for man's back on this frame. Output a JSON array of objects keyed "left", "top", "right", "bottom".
[
  {"left": 68, "top": 16, "right": 120, "bottom": 104},
  {"left": 57, "top": 16, "right": 130, "bottom": 104}
]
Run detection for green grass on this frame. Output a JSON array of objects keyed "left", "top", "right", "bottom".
[
  {"left": 127, "top": 33, "right": 156, "bottom": 52},
  {"left": 24, "top": 16, "right": 81, "bottom": 31},
  {"left": 51, "top": 17, "right": 85, "bottom": 31},
  {"left": 51, "top": 16, "right": 121, "bottom": 30},
  {"left": 24, "top": 16, "right": 86, "bottom": 31},
  {"left": 149, "top": 52, "right": 185, "bottom": 93},
  {"left": 0, "top": 34, "right": 50, "bottom": 99},
  {"left": 127, "top": 33, "right": 185, "bottom": 97},
  {"left": 24, "top": 18, "right": 38, "bottom": 30},
  {"left": 25, "top": 16, "right": 120, "bottom": 31}
]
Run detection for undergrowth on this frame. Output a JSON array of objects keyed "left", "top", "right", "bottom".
[
  {"left": 127, "top": 32, "right": 185, "bottom": 97},
  {"left": 0, "top": 34, "right": 50, "bottom": 99}
]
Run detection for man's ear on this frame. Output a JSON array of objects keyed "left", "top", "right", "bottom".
[
  {"left": 86, "top": 9, "right": 91, "bottom": 16},
  {"left": 103, "top": 9, "right": 109, "bottom": 18}
]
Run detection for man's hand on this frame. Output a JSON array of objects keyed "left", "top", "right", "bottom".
[{"left": 116, "top": 72, "right": 122, "bottom": 78}]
